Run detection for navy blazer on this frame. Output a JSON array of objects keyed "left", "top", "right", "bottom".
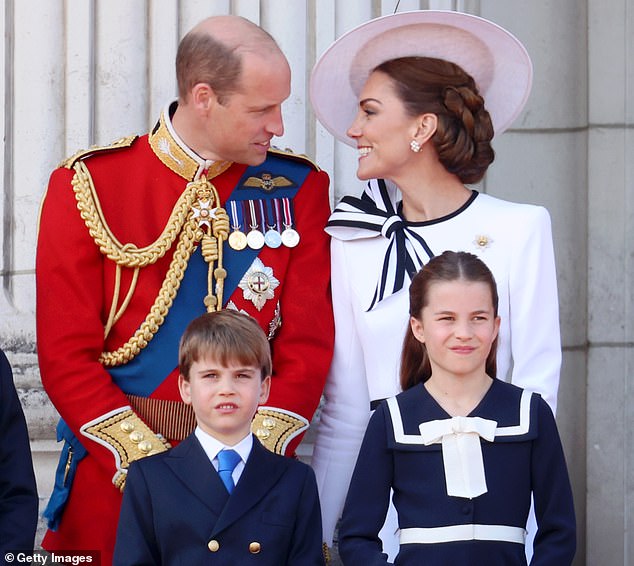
[
  {"left": 0, "top": 349, "right": 38, "bottom": 555},
  {"left": 114, "top": 433, "right": 324, "bottom": 565}
]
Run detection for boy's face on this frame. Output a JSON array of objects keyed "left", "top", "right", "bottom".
[{"left": 179, "top": 355, "right": 271, "bottom": 446}]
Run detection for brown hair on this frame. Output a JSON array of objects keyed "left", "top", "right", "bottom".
[
  {"left": 175, "top": 18, "right": 279, "bottom": 104},
  {"left": 179, "top": 310, "right": 272, "bottom": 381},
  {"left": 374, "top": 56, "right": 495, "bottom": 184},
  {"left": 400, "top": 251, "right": 499, "bottom": 391},
  {"left": 176, "top": 32, "right": 242, "bottom": 104}
]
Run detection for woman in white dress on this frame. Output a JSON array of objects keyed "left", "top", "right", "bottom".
[{"left": 309, "top": 10, "right": 561, "bottom": 561}]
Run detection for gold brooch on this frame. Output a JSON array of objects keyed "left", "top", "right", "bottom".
[{"left": 473, "top": 234, "right": 493, "bottom": 250}]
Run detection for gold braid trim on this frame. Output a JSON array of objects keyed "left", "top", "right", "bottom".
[
  {"left": 322, "top": 543, "right": 332, "bottom": 565},
  {"left": 72, "top": 160, "right": 195, "bottom": 267},
  {"left": 98, "top": 223, "right": 198, "bottom": 366},
  {"left": 72, "top": 162, "right": 228, "bottom": 367}
]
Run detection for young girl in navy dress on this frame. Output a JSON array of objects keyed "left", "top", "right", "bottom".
[{"left": 338, "top": 251, "right": 575, "bottom": 565}]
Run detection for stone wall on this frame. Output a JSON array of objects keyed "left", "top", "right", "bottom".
[{"left": 2, "top": 2, "right": 634, "bottom": 564}]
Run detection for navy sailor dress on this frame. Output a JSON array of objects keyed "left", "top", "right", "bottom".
[{"left": 338, "top": 379, "right": 576, "bottom": 566}]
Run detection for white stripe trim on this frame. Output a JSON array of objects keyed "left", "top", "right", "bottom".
[
  {"left": 387, "top": 396, "right": 412, "bottom": 442},
  {"left": 494, "top": 389, "right": 532, "bottom": 436},
  {"left": 387, "top": 390, "right": 534, "bottom": 445},
  {"left": 399, "top": 524, "right": 526, "bottom": 545}
]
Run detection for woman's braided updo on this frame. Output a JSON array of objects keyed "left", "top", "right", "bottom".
[{"left": 374, "top": 56, "right": 495, "bottom": 184}]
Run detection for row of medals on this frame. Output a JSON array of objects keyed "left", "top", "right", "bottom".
[{"left": 227, "top": 198, "right": 300, "bottom": 251}]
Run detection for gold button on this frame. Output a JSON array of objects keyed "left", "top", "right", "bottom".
[
  {"left": 262, "top": 417, "right": 276, "bottom": 429},
  {"left": 120, "top": 421, "right": 135, "bottom": 433},
  {"left": 138, "top": 440, "right": 153, "bottom": 454},
  {"left": 249, "top": 541, "right": 261, "bottom": 554},
  {"left": 208, "top": 539, "right": 219, "bottom": 552},
  {"left": 129, "top": 431, "right": 144, "bottom": 443},
  {"left": 255, "top": 428, "right": 270, "bottom": 440}
]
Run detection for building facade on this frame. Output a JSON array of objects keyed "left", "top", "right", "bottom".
[{"left": 1, "top": 1, "right": 632, "bottom": 564}]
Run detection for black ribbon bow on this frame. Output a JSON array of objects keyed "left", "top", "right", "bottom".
[{"left": 326, "top": 179, "right": 435, "bottom": 310}]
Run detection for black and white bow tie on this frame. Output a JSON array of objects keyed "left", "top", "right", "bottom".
[{"left": 326, "top": 179, "right": 435, "bottom": 310}]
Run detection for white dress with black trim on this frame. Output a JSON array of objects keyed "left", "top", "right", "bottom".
[{"left": 338, "top": 379, "right": 576, "bottom": 566}]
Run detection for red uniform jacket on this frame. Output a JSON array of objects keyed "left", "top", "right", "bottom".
[{"left": 36, "top": 107, "right": 334, "bottom": 563}]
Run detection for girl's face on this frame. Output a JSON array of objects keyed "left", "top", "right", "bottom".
[
  {"left": 410, "top": 279, "right": 500, "bottom": 381},
  {"left": 346, "top": 70, "right": 421, "bottom": 181}
]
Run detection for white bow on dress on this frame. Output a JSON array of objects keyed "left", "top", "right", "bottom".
[{"left": 419, "top": 416, "right": 497, "bottom": 499}]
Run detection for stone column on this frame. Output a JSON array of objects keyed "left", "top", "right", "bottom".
[
  {"left": 481, "top": 2, "right": 588, "bottom": 563},
  {"left": 587, "top": 1, "right": 634, "bottom": 565}
]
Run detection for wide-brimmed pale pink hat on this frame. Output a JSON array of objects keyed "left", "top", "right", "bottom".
[{"left": 310, "top": 10, "right": 533, "bottom": 146}]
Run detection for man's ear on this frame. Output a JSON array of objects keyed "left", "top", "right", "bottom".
[{"left": 190, "top": 83, "right": 216, "bottom": 114}]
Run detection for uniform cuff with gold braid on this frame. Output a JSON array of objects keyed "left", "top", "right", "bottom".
[
  {"left": 251, "top": 406, "right": 309, "bottom": 455},
  {"left": 80, "top": 407, "right": 171, "bottom": 491}
]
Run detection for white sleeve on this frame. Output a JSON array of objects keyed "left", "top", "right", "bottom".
[
  {"left": 507, "top": 206, "right": 561, "bottom": 414},
  {"left": 311, "top": 237, "right": 372, "bottom": 545}
]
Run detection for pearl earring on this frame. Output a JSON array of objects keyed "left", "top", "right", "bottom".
[{"left": 410, "top": 139, "right": 421, "bottom": 153}]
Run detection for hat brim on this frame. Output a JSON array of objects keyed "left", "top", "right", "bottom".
[{"left": 310, "top": 10, "right": 532, "bottom": 146}]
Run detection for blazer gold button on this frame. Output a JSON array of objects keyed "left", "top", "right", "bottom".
[
  {"left": 249, "top": 541, "right": 261, "bottom": 554},
  {"left": 208, "top": 539, "right": 220, "bottom": 552}
]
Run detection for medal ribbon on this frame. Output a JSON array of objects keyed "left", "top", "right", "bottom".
[
  {"left": 229, "top": 200, "right": 243, "bottom": 231},
  {"left": 281, "top": 197, "right": 294, "bottom": 228},
  {"left": 258, "top": 199, "right": 267, "bottom": 231},
  {"left": 273, "top": 198, "right": 283, "bottom": 231},
  {"left": 264, "top": 199, "right": 278, "bottom": 231},
  {"left": 247, "top": 200, "right": 260, "bottom": 231}
]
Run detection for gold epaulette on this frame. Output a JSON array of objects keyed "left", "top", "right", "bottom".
[
  {"left": 269, "top": 146, "right": 321, "bottom": 172},
  {"left": 59, "top": 135, "right": 138, "bottom": 169},
  {"left": 251, "top": 406, "right": 309, "bottom": 455},
  {"left": 81, "top": 408, "right": 170, "bottom": 492}
]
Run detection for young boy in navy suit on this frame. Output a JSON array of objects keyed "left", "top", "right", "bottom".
[{"left": 114, "top": 310, "right": 325, "bottom": 565}]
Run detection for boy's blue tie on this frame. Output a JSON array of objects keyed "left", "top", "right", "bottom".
[{"left": 217, "top": 449, "right": 241, "bottom": 493}]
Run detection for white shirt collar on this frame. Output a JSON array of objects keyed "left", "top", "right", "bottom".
[{"left": 194, "top": 426, "right": 253, "bottom": 468}]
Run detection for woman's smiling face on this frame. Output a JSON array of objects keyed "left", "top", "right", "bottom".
[{"left": 346, "top": 70, "right": 422, "bottom": 181}]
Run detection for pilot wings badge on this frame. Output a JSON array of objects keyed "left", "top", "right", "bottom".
[{"left": 242, "top": 172, "right": 294, "bottom": 192}]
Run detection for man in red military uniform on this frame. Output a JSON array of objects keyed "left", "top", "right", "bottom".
[{"left": 36, "top": 15, "right": 333, "bottom": 564}]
